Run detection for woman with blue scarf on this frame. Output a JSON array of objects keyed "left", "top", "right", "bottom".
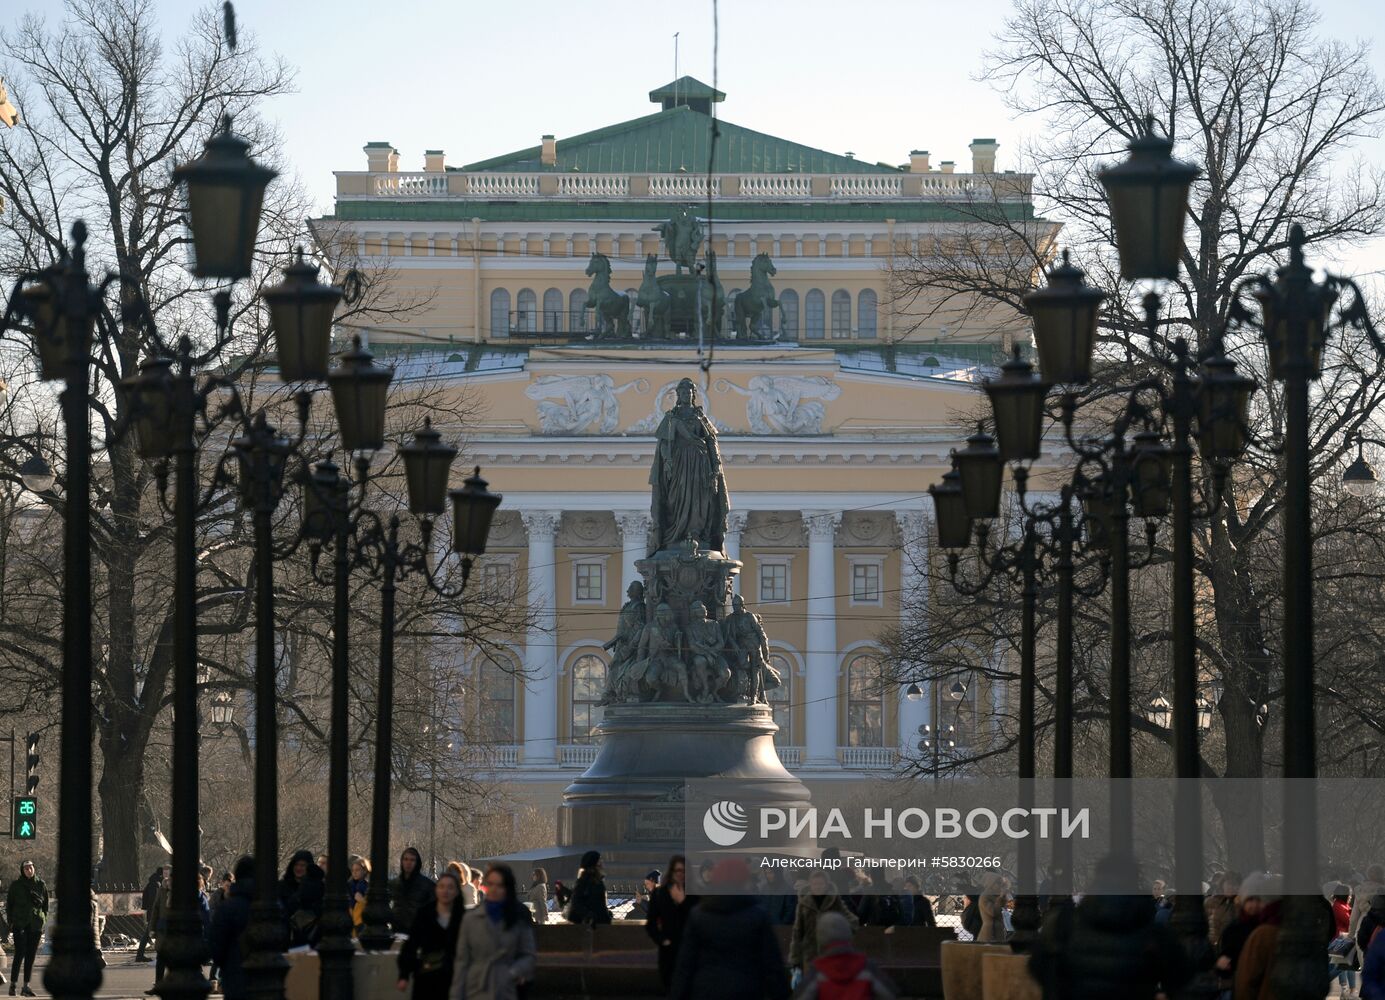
[{"left": 448, "top": 863, "right": 536, "bottom": 1000}]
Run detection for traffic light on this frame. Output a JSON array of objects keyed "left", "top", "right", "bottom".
[
  {"left": 24, "top": 733, "right": 38, "bottom": 795},
  {"left": 12, "top": 797, "right": 35, "bottom": 839}
]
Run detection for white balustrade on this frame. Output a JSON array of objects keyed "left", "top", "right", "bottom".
[
  {"left": 647, "top": 174, "right": 718, "bottom": 199},
  {"left": 776, "top": 746, "right": 803, "bottom": 768},
  {"left": 738, "top": 174, "right": 813, "bottom": 198},
  {"left": 917, "top": 174, "right": 983, "bottom": 197},
  {"left": 839, "top": 746, "right": 897, "bottom": 768},
  {"left": 465, "top": 173, "right": 541, "bottom": 197},
  {"left": 372, "top": 172, "right": 449, "bottom": 197},
  {"left": 556, "top": 174, "right": 630, "bottom": 198},
  {"left": 559, "top": 744, "right": 599, "bottom": 767},
  {"left": 830, "top": 175, "right": 903, "bottom": 198},
  {"left": 464, "top": 744, "right": 520, "bottom": 768}
]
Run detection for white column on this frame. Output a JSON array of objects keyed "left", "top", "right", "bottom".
[
  {"left": 804, "top": 511, "right": 841, "bottom": 767},
  {"left": 897, "top": 505, "right": 932, "bottom": 752},
  {"left": 521, "top": 511, "right": 559, "bottom": 766},
  {"left": 616, "top": 512, "right": 650, "bottom": 600},
  {"left": 724, "top": 511, "right": 747, "bottom": 594}
]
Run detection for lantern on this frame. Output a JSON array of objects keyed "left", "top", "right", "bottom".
[
  {"left": 1250, "top": 225, "right": 1338, "bottom": 381},
  {"left": 400, "top": 418, "right": 458, "bottom": 517},
  {"left": 173, "top": 120, "right": 277, "bottom": 280},
  {"left": 983, "top": 347, "right": 1050, "bottom": 463},
  {"left": 120, "top": 356, "right": 177, "bottom": 460},
  {"left": 262, "top": 249, "right": 342, "bottom": 382},
  {"left": 449, "top": 466, "right": 502, "bottom": 556},
  {"left": 1196, "top": 353, "right": 1255, "bottom": 462},
  {"left": 953, "top": 424, "right": 1003, "bottom": 521},
  {"left": 1025, "top": 250, "right": 1107, "bottom": 384},
  {"left": 1130, "top": 431, "right": 1173, "bottom": 518},
  {"left": 1098, "top": 129, "right": 1200, "bottom": 281},
  {"left": 928, "top": 468, "right": 971, "bottom": 550},
  {"left": 328, "top": 337, "right": 393, "bottom": 454}
]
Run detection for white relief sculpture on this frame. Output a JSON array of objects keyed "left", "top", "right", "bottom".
[
  {"left": 524, "top": 375, "right": 648, "bottom": 434},
  {"left": 630, "top": 380, "right": 730, "bottom": 434},
  {"left": 715, "top": 375, "right": 842, "bottom": 435}
]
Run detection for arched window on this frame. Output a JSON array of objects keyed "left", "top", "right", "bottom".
[
  {"left": 767, "top": 652, "right": 794, "bottom": 745},
  {"left": 543, "top": 288, "right": 563, "bottom": 333},
  {"left": 516, "top": 288, "right": 537, "bottom": 333},
  {"left": 779, "top": 289, "right": 799, "bottom": 339},
  {"left": 805, "top": 289, "right": 825, "bottom": 340},
  {"left": 570, "top": 653, "right": 607, "bottom": 744},
  {"left": 476, "top": 656, "right": 517, "bottom": 743},
  {"left": 831, "top": 290, "right": 852, "bottom": 339},
  {"left": 846, "top": 653, "right": 885, "bottom": 747},
  {"left": 489, "top": 288, "right": 510, "bottom": 339},
  {"left": 569, "top": 288, "right": 587, "bottom": 334},
  {"left": 858, "top": 289, "right": 878, "bottom": 339}
]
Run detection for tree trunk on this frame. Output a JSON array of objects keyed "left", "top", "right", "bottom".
[{"left": 97, "top": 735, "right": 147, "bottom": 884}]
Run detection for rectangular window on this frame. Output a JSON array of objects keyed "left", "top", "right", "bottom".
[
  {"left": 759, "top": 562, "right": 789, "bottom": 603},
  {"left": 851, "top": 562, "right": 881, "bottom": 603},
  {"left": 574, "top": 562, "right": 605, "bottom": 603},
  {"left": 482, "top": 561, "right": 510, "bottom": 592}
]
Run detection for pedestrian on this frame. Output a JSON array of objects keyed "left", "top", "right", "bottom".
[
  {"left": 789, "top": 870, "right": 858, "bottom": 980},
  {"left": 1360, "top": 897, "right": 1385, "bottom": 1000},
  {"left": 5, "top": 861, "right": 45, "bottom": 998},
  {"left": 448, "top": 863, "right": 536, "bottom": 1000},
  {"left": 1152, "top": 879, "right": 1173, "bottom": 926},
  {"left": 447, "top": 864, "right": 475, "bottom": 908},
  {"left": 1205, "top": 871, "right": 1241, "bottom": 949},
  {"left": 278, "top": 850, "right": 325, "bottom": 948},
  {"left": 134, "top": 868, "right": 163, "bottom": 964},
  {"left": 898, "top": 876, "right": 936, "bottom": 927},
  {"left": 977, "top": 873, "right": 1009, "bottom": 943},
  {"left": 469, "top": 869, "right": 485, "bottom": 914},
  {"left": 563, "top": 851, "right": 612, "bottom": 926},
  {"left": 1236, "top": 883, "right": 1333, "bottom": 1000},
  {"left": 391, "top": 847, "right": 437, "bottom": 934},
  {"left": 1330, "top": 883, "right": 1358, "bottom": 1000},
  {"left": 630, "top": 869, "right": 659, "bottom": 922},
  {"left": 209, "top": 872, "right": 233, "bottom": 993},
  {"left": 669, "top": 858, "right": 789, "bottom": 1000},
  {"left": 1355, "top": 867, "right": 1385, "bottom": 943},
  {"left": 210, "top": 857, "right": 255, "bottom": 1000},
  {"left": 147, "top": 867, "right": 171, "bottom": 993},
  {"left": 959, "top": 892, "right": 982, "bottom": 939},
  {"left": 1028, "top": 854, "right": 1192, "bottom": 1000},
  {"left": 528, "top": 869, "right": 550, "bottom": 926},
  {"left": 645, "top": 855, "right": 698, "bottom": 989},
  {"left": 1216, "top": 873, "right": 1275, "bottom": 996},
  {"left": 758, "top": 868, "right": 797, "bottom": 926},
  {"left": 397, "top": 871, "right": 465, "bottom": 1000},
  {"left": 1358, "top": 894, "right": 1385, "bottom": 961},
  {"left": 791, "top": 911, "right": 897, "bottom": 999},
  {"left": 349, "top": 858, "right": 370, "bottom": 933},
  {"left": 552, "top": 880, "right": 571, "bottom": 911}
]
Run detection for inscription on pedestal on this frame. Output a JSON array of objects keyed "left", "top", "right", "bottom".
[{"left": 629, "top": 806, "right": 685, "bottom": 843}]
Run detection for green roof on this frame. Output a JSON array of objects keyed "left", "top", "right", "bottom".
[
  {"left": 648, "top": 76, "right": 725, "bottom": 103},
  {"left": 460, "top": 105, "right": 897, "bottom": 176},
  {"left": 330, "top": 199, "right": 1040, "bottom": 224}
]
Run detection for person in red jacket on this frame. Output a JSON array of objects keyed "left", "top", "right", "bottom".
[{"left": 792, "top": 911, "right": 896, "bottom": 1000}]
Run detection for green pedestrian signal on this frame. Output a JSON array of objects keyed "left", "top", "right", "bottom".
[{"left": 13, "top": 796, "right": 36, "bottom": 839}]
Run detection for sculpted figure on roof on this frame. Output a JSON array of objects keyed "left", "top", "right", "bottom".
[{"left": 655, "top": 205, "right": 704, "bottom": 272}]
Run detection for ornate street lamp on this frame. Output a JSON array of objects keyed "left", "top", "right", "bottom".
[
  {"left": 1343, "top": 436, "right": 1379, "bottom": 497},
  {"left": 983, "top": 347, "right": 1050, "bottom": 463},
  {"left": 1025, "top": 250, "right": 1107, "bottom": 385},
  {"left": 18, "top": 451, "right": 54, "bottom": 494},
  {"left": 1196, "top": 352, "right": 1255, "bottom": 464},
  {"left": 954, "top": 425, "right": 1003, "bottom": 522},
  {"left": 450, "top": 466, "right": 503, "bottom": 560},
  {"left": 1130, "top": 431, "right": 1173, "bottom": 518},
  {"left": 173, "top": 118, "right": 277, "bottom": 281},
  {"left": 928, "top": 468, "right": 971, "bottom": 551},
  {"left": 1147, "top": 694, "right": 1172, "bottom": 730},
  {"left": 328, "top": 337, "right": 393, "bottom": 454},
  {"left": 263, "top": 250, "right": 343, "bottom": 382},
  {"left": 1098, "top": 127, "right": 1201, "bottom": 281},
  {"left": 904, "top": 683, "right": 923, "bottom": 702},
  {"left": 400, "top": 419, "right": 459, "bottom": 517},
  {"left": 121, "top": 357, "right": 178, "bottom": 461}
]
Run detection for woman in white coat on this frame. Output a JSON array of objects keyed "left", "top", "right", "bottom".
[{"left": 448, "top": 863, "right": 536, "bottom": 1000}]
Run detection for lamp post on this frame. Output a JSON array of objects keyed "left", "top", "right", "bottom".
[{"left": 320, "top": 421, "right": 501, "bottom": 953}]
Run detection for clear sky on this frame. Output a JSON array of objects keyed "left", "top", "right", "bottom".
[{"left": 7, "top": 0, "right": 1385, "bottom": 280}]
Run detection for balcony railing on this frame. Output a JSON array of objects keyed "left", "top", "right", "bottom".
[
  {"left": 839, "top": 746, "right": 898, "bottom": 769},
  {"left": 559, "top": 744, "right": 599, "bottom": 767},
  {"left": 464, "top": 744, "right": 520, "bottom": 768},
  {"left": 338, "top": 169, "right": 1028, "bottom": 203},
  {"left": 776, "top": 746, "right": 803, "bottom": 768}
]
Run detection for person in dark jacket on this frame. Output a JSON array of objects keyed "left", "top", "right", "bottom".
[
  {"left": 758, "top": 868, "right": 797, "bottom": 926},
  {"left": 209, "top": 857, "right": 255, "bottom": 1000},
  {"left": 278, "top": 850, "right": 325, "bottom": 948},
  {"left": 670, "top": 859, "right": 789, "bottom": 1000},
  {"left": 1028, "top": 855, "right": 1192, "bottom": 1000},
  {"left": 789, "top": 871, "right": 859, "bottom": 976},
  {"left": 1359, "top": 894, "right": 1385, "bottom": 957},
  {"left": 134, "top": 868, "right": 163, "bottom": 963},
  {"left": 396, "top": 871, "right": 465, "bottom": 1000},
  {"left": 6, "top": 861, "right": 47, "bottom": 997},
  {"left": 391, "top": 847, "right": 436, "bottom": 935},
  {"left": 1361, "top": 905, "right": 1385, "bottom": 1000},
  {"left": 564, "top": 851, "right": 612, "bottom": 926},
  {"left": 792, "top": 911, "right": 897, "bottom": 999},
  {"left": 1215, "top": 872, "right": 1276, "bottom": 995},
  {"left": 898, "top": 876, "right": 936, "bottom": 927},
  {"left": 208, "top": 872, "right": 233, "bottom": 991},
  {"left": 645, "top": 855, "right": 699, "bottom": 989}
]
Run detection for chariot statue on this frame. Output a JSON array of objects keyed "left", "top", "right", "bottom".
[{"left": 654, "top": 204, "right": 704, "bottom": 273}]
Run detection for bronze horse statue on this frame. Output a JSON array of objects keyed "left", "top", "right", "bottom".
[
  {"left": 733, "top": 253, "right": 779, "bottom": 340},
  {"left": 636, "top": 253, "right": 671, "bottom": 339},
  {"left": 584, "top": 252, "right": 631, "bottom": 339}
]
